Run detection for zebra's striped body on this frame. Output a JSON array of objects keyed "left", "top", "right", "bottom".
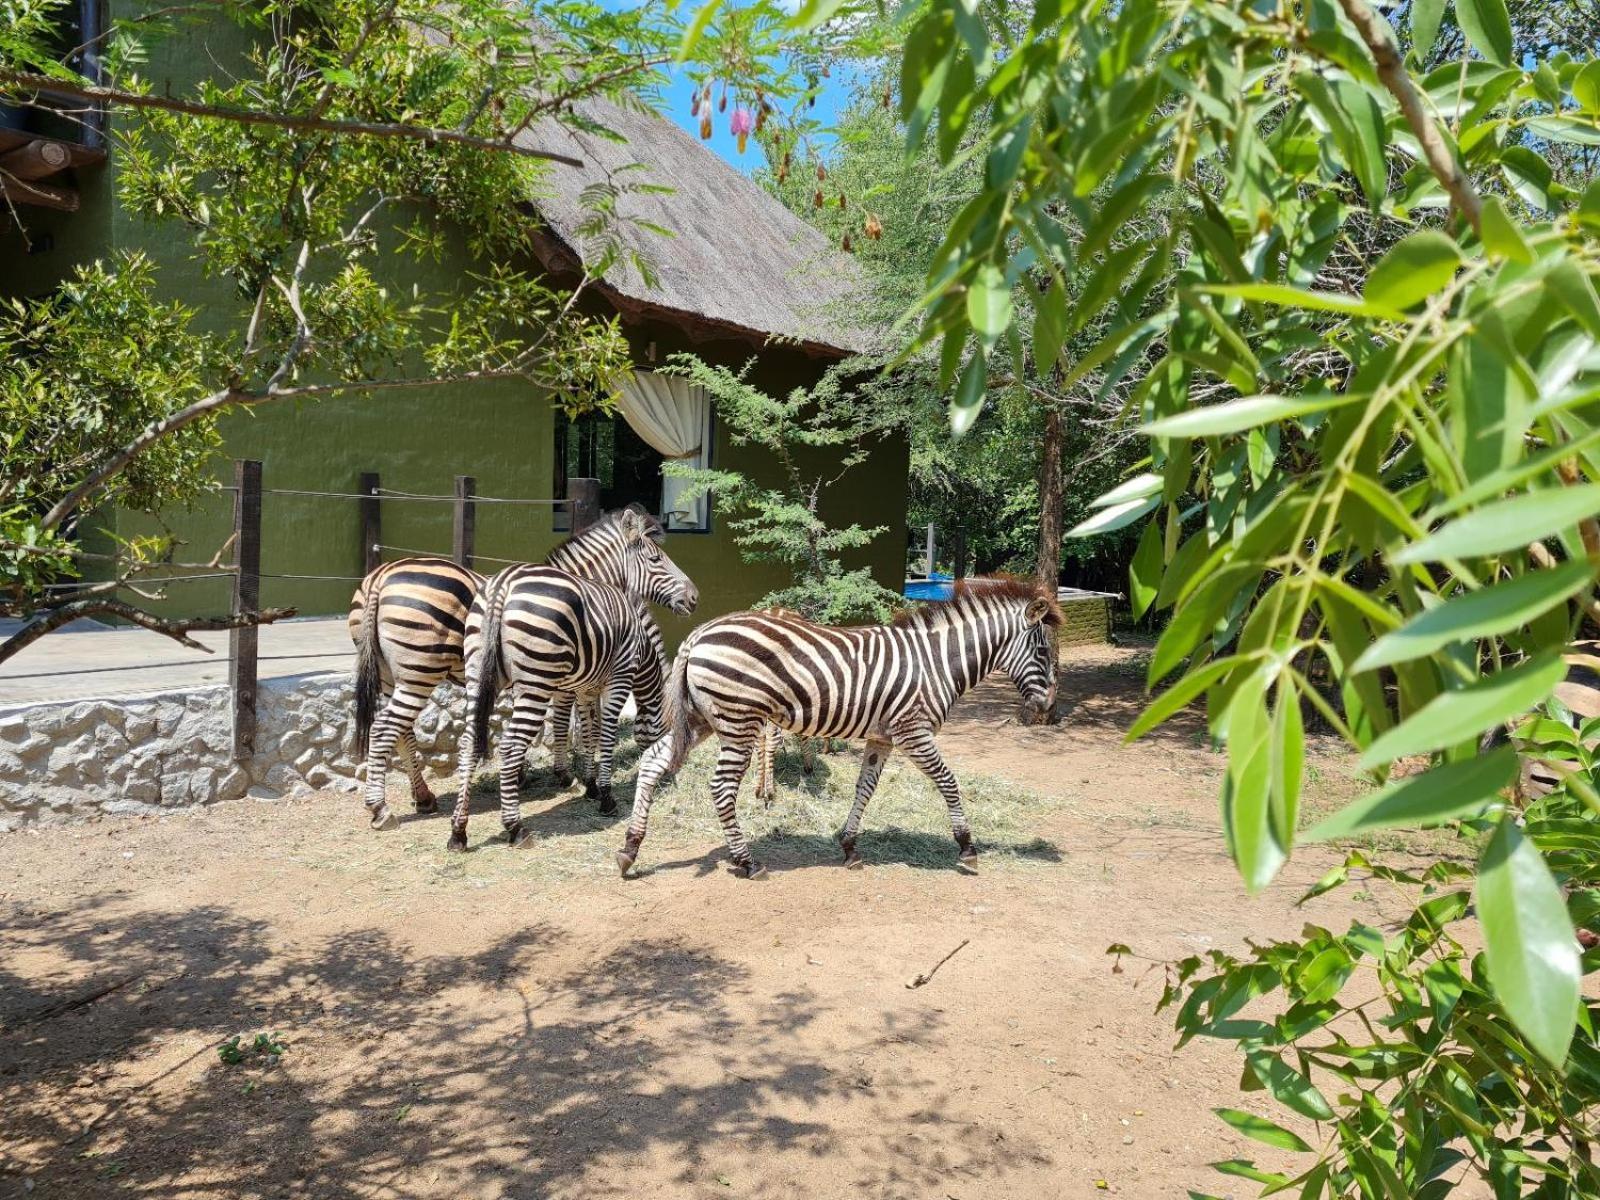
[
  {"left": 449, "top": 515, "right": 697, "bottom": 849},
  {"left": 550, "top": 609, "right": 667, "bottom": 791},
  {"left": 349, "top": 506, "right": 676, "bottom": 831},
  {"left": 617, "top": 578, "right": 1062, "bottom": 877}
]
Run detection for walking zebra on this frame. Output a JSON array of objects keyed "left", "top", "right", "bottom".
[
  {"left": 616, "top": 577, "right": 1062, "bottom": 878},
  {"left": 449, "top": 536, "right": 698, "bottom": 850},
  {"left": 349, "top": 506, "right": 675, "bottom": 831}
]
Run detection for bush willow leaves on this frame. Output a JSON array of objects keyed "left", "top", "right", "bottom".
[{"left": 853, "top": 0, "right": 1600, "bottom": 1190}]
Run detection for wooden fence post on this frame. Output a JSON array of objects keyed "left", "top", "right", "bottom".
[
  {"left": 359, "top": 471, "right": 380, "bottom": 576},
  {"left": 452, "top": 475, "right": 476, "bottom": 569},
  {"left": 567, "top": 476, "right": 600, "bottom": 533},
  {"left": 230, "top": 459, "right": 263, "bottom": 761}
]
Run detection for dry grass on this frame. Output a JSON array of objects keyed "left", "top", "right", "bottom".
[{"left": 288, "top": 722, "right": 1070, "bottom": 889}]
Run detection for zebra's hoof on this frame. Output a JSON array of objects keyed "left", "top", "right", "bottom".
[
  {"left": 956, "top": 851, "right": 979, "bottom": 874},
  {"left": 505, "top": 823, "right": 535, "bottom": 849},
  {"left": 844, "top": 853, "right": 864, "bottom": 870},
  {"left": 445, "top": 829, "right": 468, "bottom": 852},
  {"left": 413, "top": 795, "right": 439, "bottom": 815},
  {"left": 734, "top": 860, "right": 768, "bottom": 880},
  {"left": 615, "top": 850, "right": 636, "bottom": 877},
  {"left": 597, "top": 792, "right": 617, "bottom": 817},
  {"left": 370, "top": 807, "right": 399, "bottom": 832}
]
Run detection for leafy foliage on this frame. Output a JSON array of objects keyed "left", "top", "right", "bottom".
[{"left": 664, "top": 355, "right": 906, "bottom": 623}]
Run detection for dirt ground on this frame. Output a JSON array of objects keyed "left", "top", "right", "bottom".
[{"left": 1, "top": 643, "right": 1406, "bottom": 1200}]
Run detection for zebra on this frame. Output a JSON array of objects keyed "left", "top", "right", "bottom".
[
  {"left": 448, "top": 535, "right": 698, "bottom": 850},
  {"left": 349, "top": 505, "right": 676, "bottom": 831},
  {"left": 547, "top": 598, "right": 667, "bottom": 788},
  {"left": 615, "top": 576, "right": 1062, "bottom": 879}
]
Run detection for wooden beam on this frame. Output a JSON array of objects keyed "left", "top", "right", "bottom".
[
  {"left": 0, "top": 138, "right": 70, "bottom": 180},
  {"left": 452, "top": 475, "right": 476, "bottom": 570},
  {"left": 230, "top": 460, "right": 263, "bottom": 762},
  {"left": 0, "top": 176, "right": 78, "bottom": 211}
]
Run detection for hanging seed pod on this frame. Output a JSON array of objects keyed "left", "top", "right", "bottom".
[
  {"left": 782, "top": 149, "right": 792, "bottom": 170},
  {"left": 816, "top": 163, "right": 826, "bottom": 181},
  {"left": 777, "top": 163, "right": 788, "bottom": 184},
  {"left": 841, "top": 232, "right": 853, "bottom": 252},
  {"left": 812, "top": 188, "right": 824, "bottom": 209},
  {"left": 718, "top": 82, "right": 727, "bottom": 112},
  {"left": 700, "top": 113, "right": 713, "bottom": 140},
  {"left": 754, "top": 107, "right": 766, "bottom": 134},
  {"left": 865, "top": 212, "right": 883, "bottom": 240},
  {"left": 882, "top": 85, "right": 892, "bottom": 109},
  {"left": 838, "top": 192, "right": 847, "bottom": 211},
  {"left": 690, "top": 91, "right": 700, "bottom": 118}
]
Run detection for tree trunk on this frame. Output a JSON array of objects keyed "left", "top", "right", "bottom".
[{"left": 1033, "top": 404, "right": 1064, "bottom": 725}]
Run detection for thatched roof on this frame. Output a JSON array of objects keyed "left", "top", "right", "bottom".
[{"left": 520, "top": 96, "right": 865, "bottom": 357}]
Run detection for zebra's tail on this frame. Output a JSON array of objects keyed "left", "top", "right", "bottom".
[
  {"left": 470, "top": 574, "right": 509, "bottom": 760},
  {"left": 352, "top": 576, "right": 384, "bottom": 761},
  {"left": 662, "top": 640, "right": 698, "bottom": 770}
]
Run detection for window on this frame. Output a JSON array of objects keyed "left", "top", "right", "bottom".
[{"left": 553, "top": 371, "right": 713, "bottom": 533}]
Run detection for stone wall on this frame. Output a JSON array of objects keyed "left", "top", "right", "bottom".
[
  {"left": 0, "top": 673, "right": 495, "bottom": 831},
  {"left": 1058, "top": 597, "right": 1112, "bottom": 647}
]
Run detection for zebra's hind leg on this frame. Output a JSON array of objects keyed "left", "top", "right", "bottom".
[
  {"left": 591, "top": 679, "right": 630, "bottom": 817},
  {"left": 617, "top": 718, "right": 710, "bottom": 877},
  {"left": 398, "top": 732, "right": 437, "bottom": 813},
  {"left": 578, "top": 696, "right": 602, "bottom": 800},
  {"left": 896, "top": 725, "right": 976, "bottom": 870},
  {"left": 839, "top": 736, "right": 892, "bottom": 868},
  {"left": 498, "top": 690, "right": 546, "bottom": 848},
  {"left": 710, "top": 736, "right": 764, "bottom": 878},
  {"left": 362, "top": 686, "right": 429, "bottom": 831},
  {"left": 546, "top": 693, "right": 574, "bottom": 787}
]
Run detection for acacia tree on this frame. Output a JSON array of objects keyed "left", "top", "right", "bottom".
[
  {"left": 774, "top": 0, "right": 1600, "bottom": 1191},
  {"left": 0, "top": 0, "right": 814, "bottom": 660}
]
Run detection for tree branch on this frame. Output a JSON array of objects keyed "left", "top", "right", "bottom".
[
  {"left": 1335, "top": 0, "right": 1483, "bottom": 234},
  {"left": 0, "top": 601, "right": 296, "bottom": 666},
  {"left": 0, "top": 69, "right": 584, "bottom": 167}
]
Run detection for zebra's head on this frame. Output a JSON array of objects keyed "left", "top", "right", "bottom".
[
  {"left": 618, "top": 508, "right": 699, "bottom": 615},
  {"left": 994, "top": 594, "right": 1061, "bottom": 721}
]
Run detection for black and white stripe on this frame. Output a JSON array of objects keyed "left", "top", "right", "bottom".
[
  {"left": 616, "top": 577, "right": 1062, "bottom": 877},
  {"left": 349, "top": 505, "right": 679, "bottom": 830},
  {"left": 448, "top": 521, "right": 697, "bottom": 849}
]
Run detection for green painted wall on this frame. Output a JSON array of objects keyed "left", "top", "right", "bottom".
[{"left": 2, "top": 3, "right": 909, "bottom": 638}]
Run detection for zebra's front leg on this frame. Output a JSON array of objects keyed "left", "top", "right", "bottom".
[
  {"left": 839, "top": 736, "right": 893, "bottom": 868},
  {"left": 591, "top": 680, "right": 630, "bottom": 817},
  {"left": 498, "top": 690, "right": 547, "bottom": 848},
  {"left": 617, "top": 718, "right": 710, "bottom": 877},
  {"left": 896, "top": 725, "right": 976, "bottom": 870},
  {"left": 362, "top": 686, "right": 429, "bottom": 831},
  {"left": 710, "top": 736, "right": 764, "bottom": 879},
  {"left": 398, "top": 731, "right": 437, "bottom": 814}
]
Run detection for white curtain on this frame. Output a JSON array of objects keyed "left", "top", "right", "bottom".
[{"left": 616, "top": 371, "right": 710, "bottom": 530}]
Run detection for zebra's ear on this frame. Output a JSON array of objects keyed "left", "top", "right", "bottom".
[
  {"left": 1025, "top": 598, "right": 1051, "bottom": 626},
  {"left": 619, "top": 507, "right": 645, "bottom": 543}
]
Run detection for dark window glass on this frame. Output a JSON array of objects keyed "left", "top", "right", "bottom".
[{"left": 553, "top": 410, "right": 663, "bottom": 529}]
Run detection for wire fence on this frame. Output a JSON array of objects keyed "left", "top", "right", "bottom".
[{"left": 30, "top": 461, "right": 606, "bottom": 763}]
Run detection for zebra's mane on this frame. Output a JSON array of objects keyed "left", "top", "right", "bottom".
[
  {"left": 551, "top": 503, "right": 666, "bottom": 558},
  {"left": 893, "top": 575, "right": 1063, "bottom": 630}
]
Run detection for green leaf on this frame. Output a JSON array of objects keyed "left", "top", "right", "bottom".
[
  {"left": 1358, "top": 655, "right": 1568, "bottom": 768},
  {"left": 1393, "top": 486, "right": 1600, "bottom": 563},
  {"left": 1269, "top": 678, "right": 1304, "bottom": 850},
  {"left": 949, "top": 353, "right": 987, "bottom": 439},
  {"left": 1222, "top": 672, "right": 1286, "bottom": 893},
  {"left": 1354, "top": 560, "right": 1598, "bottom": 671},
  {"left": 1364, "top": 231, "right": 1462, "bottom": 311},
  {"left": 1478, "top": 818, "right": 1581, "bottom": 1066},
  {"left": 1130, "top": 518, "right": 1163, "bottom": 621},
  {"left": 1201, "top": 282, "right": 1403, "bottom": 320},
  {"left": 1457, "top": 0, "right": 1514, "bottom": 65},
  {"left": 1304, "top": 749, "right": 1517, "bottom": 840},
  {"left": 1068, "top": 495, "right": 1160, "bottom": 538},
  {"left": 1479, "top": 195, "right": 1533, "bottom": 264},
  {"left": 1213, "top": 1109, "right": 1312, "bottom": 1153},
  {"left": 1575, "top": 60, "right": 1600, "bottom": 115},
  {"left": 676, "top": 0, "right": 723, "bottom": 62},
  {"left": 1092, "top": 472, "right": 1163, "bottom": 508},
  {"left": 966, "top": 265, "right": 1013, "bottom": 345},
  {"left": 1245, "top": 1048, "right": 1334, "bottom": 1120},
  {"left": 1409, "top": 0, "right": 1446, "bottom": 59},
  {"left": 1127, "top": 655, "right": 1257, "bottom": 742},
  {"left": 1033, "top": 277, "right": 1068, "bottom": 374},
  {"left": 1142, "top": 393, "right": 1362, "bottom": 438},
  {"left": 1526, "top": 116, "right": 1600, "bottom": 146}
]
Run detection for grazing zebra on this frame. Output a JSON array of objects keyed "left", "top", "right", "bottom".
[
  {"left": 449, "top": 532, "right": 698, "bottom": 850},
  {"left": 616, "top": 577, "right": 1062, "bottom": 878},
  {"left": 349, "top": 506, "right": 674, "bottom": 831}
]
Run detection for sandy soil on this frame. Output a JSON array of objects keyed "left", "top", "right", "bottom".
[{"left": 0, "top": 643, "right": 1402, "bottom": 1200}]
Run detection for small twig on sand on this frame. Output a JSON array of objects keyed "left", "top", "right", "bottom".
[
  {"left": 906, "top": 939, "right": 971, "bottom": 989},
  {"left": 5, "top": 973, "right": 143, "bottom": 1030}
]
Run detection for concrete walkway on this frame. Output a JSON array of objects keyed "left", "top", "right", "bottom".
[{"left": 0, "top": 616, "right": 354, "bottom": 706}]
